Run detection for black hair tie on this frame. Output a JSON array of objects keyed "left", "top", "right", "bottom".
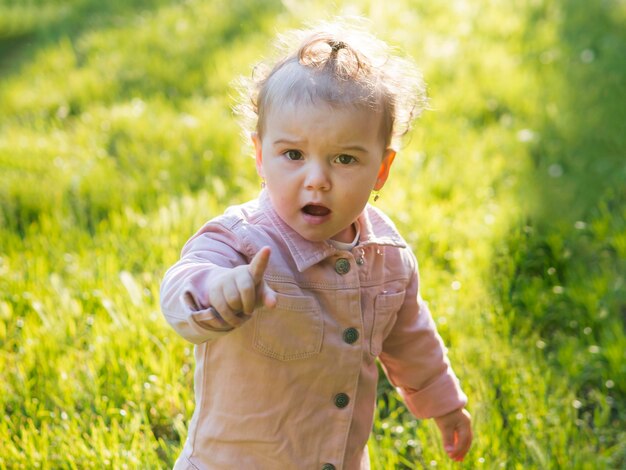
[{"left": 329, "top": 41, "right": 346, "bottom": 53}]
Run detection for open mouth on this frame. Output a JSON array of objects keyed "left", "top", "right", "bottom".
[{"left": 302, "top": 204, "right": 331, "bottom": 217}]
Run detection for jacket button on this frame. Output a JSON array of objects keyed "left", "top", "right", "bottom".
[
  {"left": 334, "top": 393, "right": 350, "bottom": 408},
  {"left": 335, "top": 258, "right": 350, "bottom": 275},
  {"left": 322, "top": 464, "right": 336, "bottom": 470},
  {"left": 343, "top": 327, "right": 359, "bottom": 344}
]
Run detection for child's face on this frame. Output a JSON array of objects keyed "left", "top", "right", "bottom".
[{"left": 253, "top": 100, "right": 395, "bottom": 243}]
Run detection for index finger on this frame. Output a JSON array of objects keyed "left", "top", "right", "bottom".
[{"left": 248, "top": 246, "right": 271, "bottom": 284}]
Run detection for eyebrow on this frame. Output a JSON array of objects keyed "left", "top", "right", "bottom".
[
  {"left": 272, "top": 139, "right": 368, "bottom": 153},
  {"left": 272, "top": 138, "right": 304, "bottom": 146},
  {"left": 340, "top": 145, "right": 368, "bottom": 153}
]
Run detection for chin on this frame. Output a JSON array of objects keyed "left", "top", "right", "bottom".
[{"left": 295, "top": 229, "right": 329, "bottom": 243}]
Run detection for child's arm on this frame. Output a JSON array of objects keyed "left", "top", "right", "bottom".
[
  {"left": 378, "top": 274, "right": 468, "bottom": 419},
  {"left": 434, "top": 407, "right": 472, "bottom": 462},
  {"left": 160, "top": 222, "right": 276, "bottom": 344},
  {"left": 378, "top": 253, "right": 472, "bottom": 461}
]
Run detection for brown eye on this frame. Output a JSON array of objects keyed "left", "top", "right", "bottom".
[
  {"left": 285, "top": 150, "right": 303, "bottom": 160},
  {"left": 336, "top": 154, "right": 356, "bottom": 164}
]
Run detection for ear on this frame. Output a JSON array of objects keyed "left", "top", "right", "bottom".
[
  {"left": 251, "top": 132, "right": 264, "bottom": 178},
  {"left": 373, "top": 149, "right": 396, "bottom": 191}
]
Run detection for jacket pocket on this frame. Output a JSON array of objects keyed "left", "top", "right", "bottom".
[
  {"left": 252, "top": 293, "right": 323, "bottom": 361},
  {"left": 370, "top": 291, "right": 405, "bottom": 356}
]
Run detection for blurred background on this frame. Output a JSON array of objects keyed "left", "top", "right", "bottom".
[{"left": 0, "top": 0, "right": 624, "bottom": 468}]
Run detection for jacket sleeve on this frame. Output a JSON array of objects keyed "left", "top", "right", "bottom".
[
  {"left": 378, "top": 253, "right": 468, "bottom": 419},
  {"left": 160, "top": 221, "right": 249, "bottom": 344}
]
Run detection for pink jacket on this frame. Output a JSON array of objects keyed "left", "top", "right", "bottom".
[{"left": 160, "top": 190, "right": 467, "bottom": 469}]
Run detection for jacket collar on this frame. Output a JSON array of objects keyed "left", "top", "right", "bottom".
[{"left": 258, "top": 190, "right": 406, "bottom": 272}]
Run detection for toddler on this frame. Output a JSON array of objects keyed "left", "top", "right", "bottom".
[{"left": 161, "top": 19, "right": 472, "bottom": 469}]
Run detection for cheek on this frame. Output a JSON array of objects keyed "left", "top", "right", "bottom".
[
  {"left": 349, "top": 170, "right": 379, "bottom": 191},
  {"left": 262, "top": 158, "right": 285, "bottom": 181},
  {"left": 268, "top": 188, "right": 293, "bottom": 212}
]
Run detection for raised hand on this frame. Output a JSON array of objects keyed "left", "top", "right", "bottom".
[{"left": 207, "top": 247, "right": 277, "bottom": 328}]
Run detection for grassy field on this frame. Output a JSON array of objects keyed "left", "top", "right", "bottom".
[{"left": 1, "top": 0, "right": 624, "bottom": 468}]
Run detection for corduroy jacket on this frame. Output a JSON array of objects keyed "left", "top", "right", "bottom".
[{"left": 160, "top": 190, "right": 467, "bottom": 469}]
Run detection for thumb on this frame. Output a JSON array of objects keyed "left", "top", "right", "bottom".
[
  {"left": 259, "top": 282, "right": 277, "bottom": 309},
  {"left": 248, "top": 246, "right": 271, "bottom": 284}
]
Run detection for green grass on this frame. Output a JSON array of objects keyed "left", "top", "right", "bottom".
[{"left": 1, "top": 0, "right": 624, "bottom": 468}]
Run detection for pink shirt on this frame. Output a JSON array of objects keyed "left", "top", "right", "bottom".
[{"left": 160, "top": 191, "right": 467, "bottom": 469}]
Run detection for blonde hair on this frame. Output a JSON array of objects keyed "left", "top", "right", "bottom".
[{"left": 236, "top": 19, "right": 427, "bottom": 149}]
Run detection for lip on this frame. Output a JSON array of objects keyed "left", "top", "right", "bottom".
[{"left": 301, "top": 203, "right": 332, "bottom": 225}]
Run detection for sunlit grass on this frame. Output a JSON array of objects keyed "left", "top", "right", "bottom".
[{"left": 1, "top": 0, "right": 624, "bottom": 468}]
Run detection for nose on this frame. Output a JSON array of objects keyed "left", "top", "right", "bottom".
[{"left": 304, "top": 161, "right": 331, "bottom": 191}]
